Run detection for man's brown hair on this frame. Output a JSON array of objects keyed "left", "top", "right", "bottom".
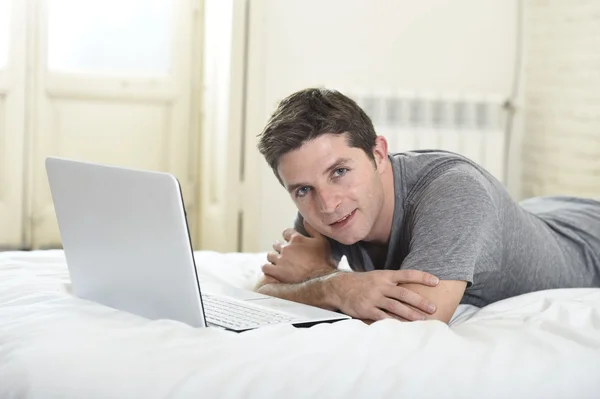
[{"left": 257, "top": 88, "right": 377, "bottom": 182}]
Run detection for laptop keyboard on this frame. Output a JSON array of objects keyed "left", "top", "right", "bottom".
[{"left": 201, "top": 293, "right": 297, "bottom": 330}]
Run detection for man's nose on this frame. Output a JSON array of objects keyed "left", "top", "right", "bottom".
[{"left": 317, "top": 188, "right": 341, "bottom": 213}]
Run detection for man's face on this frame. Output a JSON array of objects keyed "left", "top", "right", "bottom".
[{"left": 277, "top": 133, "right": 387, "bottom": 245}]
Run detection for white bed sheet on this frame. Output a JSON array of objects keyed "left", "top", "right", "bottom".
[{"left": 1, "top": 250, "right": 599, "bottom": 398}]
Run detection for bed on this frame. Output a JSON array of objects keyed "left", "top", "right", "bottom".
[{"left": 1, "top": 249, "right": 599, "bottom": 398}]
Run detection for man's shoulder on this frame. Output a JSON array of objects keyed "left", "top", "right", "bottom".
[
  {"left": 390, "top": 149, "right": 482, "bottom": 176},
  {"left": 391, "top": 150, "right": 494, "bottom": 199}
]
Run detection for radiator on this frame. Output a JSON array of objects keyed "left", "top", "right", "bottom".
[{"left": 347, "top": 90, "right": 508, "bottom": 185}]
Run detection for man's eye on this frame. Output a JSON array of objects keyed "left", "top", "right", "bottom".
[
  {"left": 334, "top": 168, "right": 348, "bottom": 177},
  {"left": 296, "top": 187, "right": 310, "bottom": 198}
]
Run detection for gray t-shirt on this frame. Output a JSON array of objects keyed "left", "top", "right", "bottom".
[{"left": 295, "top": 150, "right": 600, "bottom": 307}]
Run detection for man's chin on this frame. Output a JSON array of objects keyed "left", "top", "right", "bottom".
[{"left": 330, "top": 233, "right": 363, "bottom": 246}]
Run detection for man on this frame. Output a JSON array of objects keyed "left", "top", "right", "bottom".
[{"left": 253, "top": 87, "right": 600, "bottom": 324}]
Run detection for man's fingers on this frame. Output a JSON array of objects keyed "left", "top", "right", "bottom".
[
  {"left": 389, "top": 269, "right": 440, "bottom": 286},
  {"left": 257, "top": 273, "right": 281, "bottom": 287},
  {"left": 303, "top": 219, "right": 323, "bottom": 239},
  {"left": 380, "top": 297, "right": 427, "bottom": 321},
  {"left": 384, "top": 286, "right": 436, "bottom": 315},
  {"left": 261, "top": 263, "right": 284, "bottom": 281},
  {"left": 282, "top": 228, "right": 300, "bottom": 242},
  {"left": 266, "top": 252, "right": 280, "bottom": 264},
  {"left": 379, "top": 308, "right": 410, "bottom": 322},
  {"left": 361, "top": 310, "right": 408, "bottom": 325},
  {"left": 368, "top": 308, "right": 394, "bottom": 322},
  {"left": 272, "top": 240, "right": 286, "bottom": 253}
]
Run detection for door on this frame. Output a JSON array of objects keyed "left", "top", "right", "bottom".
[
  {"left": 26, "top": 0, "right": 203, "bottom": 249},
  {"left": 0, "top": 0, "right": 27, "bottom": 248}
]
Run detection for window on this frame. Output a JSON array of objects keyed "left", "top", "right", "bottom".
[{"left": 47, "top": 0, "right": 172, "bottom": 76}]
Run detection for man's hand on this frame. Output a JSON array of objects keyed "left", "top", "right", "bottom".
[
  {"left": 253, "top": 274, "right": 280, "bottom": 291},
  {"left": 329, "top": 270, "right": 441, "bottom": 322},
  {"left": 261, "top": 220, "right": 337, "bottom": 284}
]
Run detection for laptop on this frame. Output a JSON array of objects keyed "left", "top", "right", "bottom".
[{"left": 45, "top": 156, "right": 350, "bottom": 332}]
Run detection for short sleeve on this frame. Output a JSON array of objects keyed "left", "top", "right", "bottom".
[{"left": 400, "top": 167, "right": 502, "bottom": 286}]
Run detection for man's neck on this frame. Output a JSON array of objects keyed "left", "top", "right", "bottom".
[{"left": 364, "top": 158, "right": 396, "bottom": 244}]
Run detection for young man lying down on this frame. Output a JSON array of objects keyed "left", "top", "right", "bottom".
[{"left": 253, "top": 88, "right": 600, "bottom": 324}]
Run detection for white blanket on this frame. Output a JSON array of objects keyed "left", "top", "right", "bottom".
[{"left": 1, "top": 250, "right": 599, "bottom": 398}]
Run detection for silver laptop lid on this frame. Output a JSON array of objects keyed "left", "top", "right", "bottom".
[{"left": 45, "top": 157, "right": 207, "bottom": 327}]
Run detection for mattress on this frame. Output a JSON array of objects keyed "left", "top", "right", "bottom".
[{"left": 1, "top": 250, "right": 599, "bottom": 398}]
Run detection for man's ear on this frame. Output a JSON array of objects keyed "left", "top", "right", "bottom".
[{"left": 372, "top": 136, "right": 389, "bottom": 170}]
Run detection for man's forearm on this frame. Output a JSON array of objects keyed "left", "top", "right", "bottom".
[
  {"left": 254, "top": 266, "right": 339, "bottom": 292},
  {"left": 257, "top": 272, "right": 342, "bottom": 310},
  {"left": 254, "top": 274, "right": 280, "bottom": 291}
]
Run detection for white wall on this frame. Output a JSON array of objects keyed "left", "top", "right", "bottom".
[
  {"left": 263, "top": 0, "right": 516, "bottom": 95},
  {"left": 520, "top": 0, "right": 600, "bottom": 198},
  {"left": 241, "top": 0, "right": 519, "bottom": 252}
]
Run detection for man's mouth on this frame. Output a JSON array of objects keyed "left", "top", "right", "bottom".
[{"left": 329, "top": 209, "right": 357, "bottom": 227}]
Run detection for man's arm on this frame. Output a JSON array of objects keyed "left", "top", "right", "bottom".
[
  {"left": 254, "top": 274, "right": 281, "bottom": 291},
  {"left": 254, "top": 266, "right": 338, "bottom": 291},
  {"left": 395, "top": 281, "right": 467, "bottom": 323},
  {"left": 259, "top": 259, "right": 464, "bottom": 324},
  {"left": 257, "top": 272, "right": 341, "bottom": 310},
  {"left": 258, "top": 269, "right": 441, "bottom": 321},
  {"left": 256, "top": 215, "right": 443, "bottom": 320},
  {"left": 394, "top": 166, "right": 501, "bottom": 322},
  {"left": 256, "top": 219, "right": 339, "bottom": 289}
]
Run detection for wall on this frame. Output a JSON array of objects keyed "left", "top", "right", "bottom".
[
  {"left": 521, "top": 0, "right": 600, "bottom": 198},
  {"left": 241, "top": 0, "right": 520, "bottom": 252}
]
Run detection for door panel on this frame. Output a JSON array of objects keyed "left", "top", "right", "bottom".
[
  {"left": 0, "top": 0, "right": 26, "bottom": 248},
  {"left": 28, "top": 0, "right": 200, "bottom": 249}
]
